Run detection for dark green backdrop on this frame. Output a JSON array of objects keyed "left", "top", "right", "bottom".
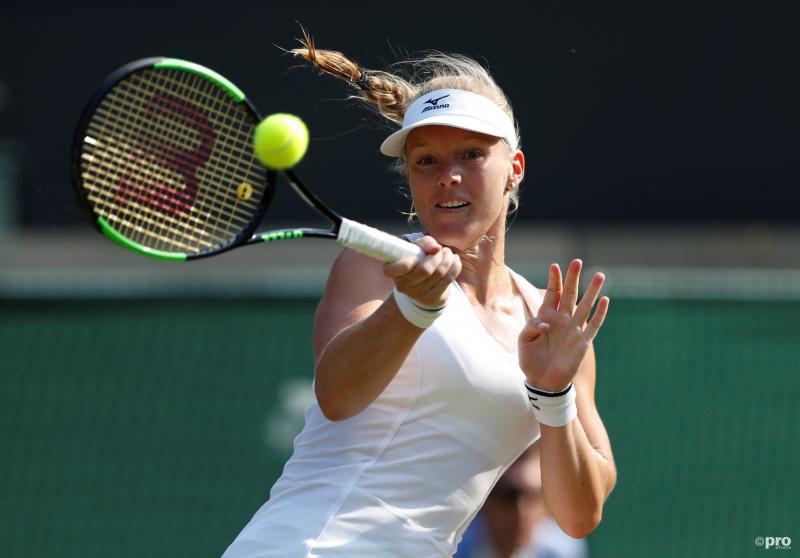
[{"left": 1, "top": 294, "right": 798, "bottom": 556}]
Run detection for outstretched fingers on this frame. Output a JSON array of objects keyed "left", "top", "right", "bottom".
[
  {"left": 560, "top": 259, "right": 582, "bottom": 314},
  {"left": 583, "top": 296, "right": 610, "bottom": 340},
  {"left": 541, "top": 263, "right": 562, "bottom": 310},
  {"left": 574, "top": 272, "right": 606, "bottom": 325}
]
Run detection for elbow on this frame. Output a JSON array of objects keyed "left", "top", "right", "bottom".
[
  {"left": 561, "top": 461, "right": 616, "bottom": 538},
  {"left": 559, "top": 509, "right": 603, "bottom": 539},
  {"left": 314, "top": 377, "right": 354, "bottom": 422},
  {"left": 317, "top": 400, "right": 350, "bottom": 422},
  {"left": 551, "top": 491, "right": 607, "bottom": 539}
]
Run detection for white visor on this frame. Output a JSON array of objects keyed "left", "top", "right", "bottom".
[{"left": 380, "top": 88, "right": 518, "bottom": 157}]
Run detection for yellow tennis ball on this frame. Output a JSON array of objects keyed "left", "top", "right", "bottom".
[{"left": 253, "top": 113, "right": 309, "bottom": 169}]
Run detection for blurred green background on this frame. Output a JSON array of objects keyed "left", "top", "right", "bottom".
[{"left": 2, "top": 272, "right": 799, "bottom": 556}]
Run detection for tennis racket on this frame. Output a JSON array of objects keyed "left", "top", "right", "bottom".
[{"left": 71, "top": 57, "right": 423, "bottom": 263}]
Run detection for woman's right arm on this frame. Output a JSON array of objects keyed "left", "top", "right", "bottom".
[{"left": 312, "top": 236, "right": 460, "bottom": 421}]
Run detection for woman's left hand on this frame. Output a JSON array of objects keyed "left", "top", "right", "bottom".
[{"left": 518, "top": 259, "right": 609, "bottom": 392}]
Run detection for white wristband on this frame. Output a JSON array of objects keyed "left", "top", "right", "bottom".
[
  {"left": 524, "top": 381, "right": 577, "bottom": 427},
  {"left": 392, "top": 288, "right": 446, "bottom": 329}
]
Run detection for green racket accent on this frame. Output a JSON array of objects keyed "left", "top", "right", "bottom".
[
  {"left": 98, "top": 217, "right": 188, "bottom": 261},
  {"left": 154, "top": 58, "right": 245, "bottom": 102},
  {"left": 260, "top": 229, "right": 304, "bottom": 242},
  {"left": 78, "top": 60, "right": 266, "bottom": 258}
]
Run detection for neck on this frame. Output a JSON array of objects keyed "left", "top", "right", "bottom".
[{"left": 454, "top": 221, "right": 511, "bottom": 304}]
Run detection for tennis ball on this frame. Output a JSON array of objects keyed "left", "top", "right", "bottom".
[{"left": 253, "top": 113, "right": 309, "bottom": 169}]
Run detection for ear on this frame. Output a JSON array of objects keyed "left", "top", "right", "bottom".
[
  {"left": 506, "top": 150, "right": 525, "bottom": 191},
  {"left": 511, "top": 150, "right": 525, "bottom": 184}
]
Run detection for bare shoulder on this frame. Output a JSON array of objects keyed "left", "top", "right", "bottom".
[
  {"left": 326, "top": 248, "right": 393, "bottom": 300},
  {"left": 312, "top": 248, "right": 394, "bottom": 359}
]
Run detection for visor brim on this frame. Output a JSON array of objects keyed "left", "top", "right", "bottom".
[{"left": 379, "top": 114, "right": 510, "bottom": 157}]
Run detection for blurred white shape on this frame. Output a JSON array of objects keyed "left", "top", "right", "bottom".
[{"left": 264, "top": 378, "right": 315, "bottom": 452}]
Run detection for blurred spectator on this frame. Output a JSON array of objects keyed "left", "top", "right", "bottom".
[{"left": 455, "top": 442, "right": 588, "bottom": 558}]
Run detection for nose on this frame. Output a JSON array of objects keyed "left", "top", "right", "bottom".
[{"left": 437, "top": 161, "right": 462, "bottom": 188}]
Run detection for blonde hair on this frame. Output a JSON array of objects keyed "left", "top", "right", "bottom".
[{"left": 289, "top": 29, "right": 522, "bottom": 216}]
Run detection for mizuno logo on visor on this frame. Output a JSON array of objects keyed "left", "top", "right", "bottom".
[
  {"left": 424, "top": 95, "right": 450, "bottom": 106},
  {"left": 421, "top": 94, "right": 450, "bottom": 113}
]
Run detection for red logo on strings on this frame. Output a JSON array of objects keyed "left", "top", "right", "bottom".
[{"left": 115, "top": 94, "right": 215, "bottom": 216}]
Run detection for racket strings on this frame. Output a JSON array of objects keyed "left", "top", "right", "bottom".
[
  {"left": 142, "top": 69, "right": 250, "bottom": 249},
  {"left": 84, "top": 98, "right": 254, "bottom": 252},
  {"left": 122, "top": 69, "right": 259, "bottom": 252},
  {"left": 163, "top": 69, "right": 257, "bottom": 250},
  {"left": 128, "top": 70, "right": 233, "bottom": 251},
  {"left": 80, "top": 67, "right": 268, "bottom": 255},
  {"left": 131, "top": 70, "right": 243, "bottom": 251}
]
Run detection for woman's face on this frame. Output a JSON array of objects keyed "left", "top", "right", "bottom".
[{"left": 405, "top": 125, "right": 524, "bottom": 251}]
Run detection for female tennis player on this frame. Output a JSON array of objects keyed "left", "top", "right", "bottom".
[{"left": 223, "top": 34, "right": 616, "bottom": 558}]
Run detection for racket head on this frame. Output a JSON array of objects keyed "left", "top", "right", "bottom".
[{"left": 72, "top": 57, "right": 275, "bottom": 260}]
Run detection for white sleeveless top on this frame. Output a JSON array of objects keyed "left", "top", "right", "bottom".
[{"left": 223, "top": 267, "right": 544, "bottom": 558}]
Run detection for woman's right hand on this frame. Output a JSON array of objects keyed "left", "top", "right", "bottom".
[{"left": 382, "top": 235, "right": 462, "bottom": 308}]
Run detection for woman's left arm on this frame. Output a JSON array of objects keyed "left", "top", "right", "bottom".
[
  {"left": 518, "top": 259, "right": 616, "bottom": 538},
  {"left": 538, "top": 344, "right": 616, "bottom": 539}
]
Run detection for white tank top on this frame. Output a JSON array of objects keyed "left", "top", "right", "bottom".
[{"left": 223, "top": 267, "right": 543, "bottom": 558}]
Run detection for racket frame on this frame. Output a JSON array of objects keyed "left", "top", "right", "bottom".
[
  {"left": 72, "top": 57, "right": 423, "bottom": 264},
  {"left": 71, "top": 57, "right": 280, "bottom": 261}
]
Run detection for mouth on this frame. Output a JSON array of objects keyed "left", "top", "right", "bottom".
[{"left": 435, "top": 200, "right": 471, "bottom": 209}]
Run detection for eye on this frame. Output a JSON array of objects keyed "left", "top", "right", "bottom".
[
  {"left": 464, "top": 149, "right": 484, "bottom": 160},
  {"left": 416, "top": 155, "right": 436, "bottom": 166}
]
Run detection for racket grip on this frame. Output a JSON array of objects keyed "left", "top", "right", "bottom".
[{"left": 337, "top": 218, "right": 424, "bottom": 263}]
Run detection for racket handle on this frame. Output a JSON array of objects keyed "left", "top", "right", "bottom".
[{"left": 337, "top": 218, "right": 425, "bottom": 263}]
